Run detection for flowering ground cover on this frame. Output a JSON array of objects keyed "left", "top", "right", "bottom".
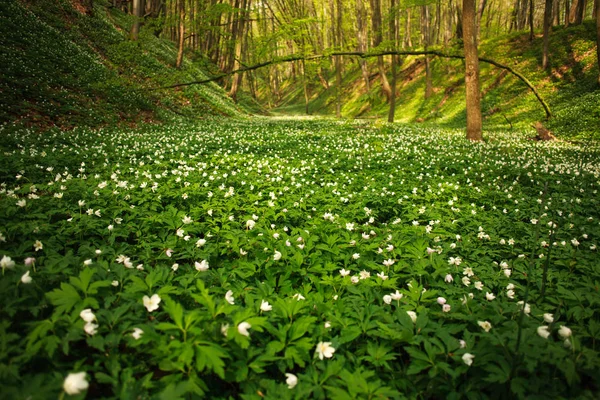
[{"left": 1, "top": 119, "right": 600, "bottom": 399}]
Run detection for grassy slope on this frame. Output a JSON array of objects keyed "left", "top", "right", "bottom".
[
  {"left": 270, "top": 21, "right": 600, "bottom": 139},
  {"left": 0, "top": 0, "right": 248, "bottom": 129}
]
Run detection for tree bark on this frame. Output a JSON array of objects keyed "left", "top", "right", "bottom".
[
  {"left": 389, "top": 0, "right": 398, "bottom": 122},
  {"left": 477, "top": 0, "right": 487, "bottom": 39},
  {"left": 371, "top": 0, "right": 392, "bottom": 100},
  {"left": 565, "top": 0, "right": 570, "bottom": 26},
  {"left": 229, "top": 0, "right": 249, "bottom": 100},
  {"left": 175, "top": 0, "right": 185, "bottom": 68},
  {"left": 130, "top": 0, "right": 142, "bottom": 40},
  {"left": 422, "top": 5, "right": 433, "bottom": 99},
  {"left": 573, "top": 0, "right": 585, "bottom": 24},
  {"left": 463, "top": 0, "right": 483, "bottom": 140},
  {"left": 356, "top": 0, "right": 370, "bottom": 91},
  {"left": 543, "top": 0, "right": 553, "bottom": 69},
  {"left": 335, "top": 0, "right": 343, "bottom": 118},
  {"left": 553, "top": 0, "right": 561, "bottom": 25},
  {"left": 405, "top": 8, "right": 413, "bottom": 47},
  {"left": 529, "top": 0, "right": 535, "bottom": 41}
]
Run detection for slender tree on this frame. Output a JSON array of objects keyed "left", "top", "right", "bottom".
[
  {"left": 543, "top": 0, "right": 553, "bottom": 69},
  {"left": 175, "top": 0, "right": 186, "bottom": 68},
  {"left": 356, "top": 0, "right": 370, "bottom": 91},
  {"left": 463, "top": 0, "right": 483, "bottom": 140},
  {"left": 370, "top": 0, "right": 392, "bottom": 100},
  {"left": 422, "top": 4, "right": 433, "bottom": 99},
  {"left": 130, "top": 0, "right": 142, "bottom": 40},
  {"left": 529, "top": 0, "right": 535, "bottom": 41},
  {"left": 388, "top": 0, "right": 398, "bottom": 122},
  {"left": 335, "top": 0, "right": 343, "bottom": 118}
]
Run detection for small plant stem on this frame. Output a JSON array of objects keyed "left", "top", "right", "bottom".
[
  {"left": 509, "top": 182, "right": 547, "bottom": 384},
  {"left": 539, "top": 229, "right": 555, "bottom": 301}
]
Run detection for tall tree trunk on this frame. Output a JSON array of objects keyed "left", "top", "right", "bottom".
[
  {"left": 335, "top": 0, "right": 343, "bottom": 118},
  {"left": 444, "top": 0, "right": 453, "bottom": 47},
  {"left": 553, "top": 0, "right": 561, "bottom": 25},
  {"left": 175, "top": 0, "right": 185, "bottom": 68},
  {"left": 529, "top": 0, "right": 535, "bottom": 41},
  {"left": 543, "top": 0, "right": 553, "bottom": 69},
  {"left": 565, "top": 0, "right": 570, "bottom": 26},
  {"left": 574, "top": 0, "right": 585, "bottom": 23},
  {"left": 389, "top": 0, "right": 398, "bottom": 122},
  {"left": 370, "top": 0, "right": 392, "bottom": 100},
  {"left": 130, "top": 0, "right": 142, "bottom": 40},
  {"left": 463, "top": 0, "right": 483, "bottom": 141},
  {"left": 229, "top": 0, "right": 249, "bottom": 100},
  {"left": 302, "top": 58, "right": 310, "bottom": 114},
  {"left": 477, "top": 0, "right": 487, "bottom": 39},
  {"left": 422, "top": 5, "right": 433, "bottom": 99},
  {"left": 356, "top": 0, "right": 370, "bottom": 91},
  {"left": 405, "top": 8, "right": 413, "bottom": 47}
]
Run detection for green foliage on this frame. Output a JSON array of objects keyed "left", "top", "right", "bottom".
[
  {"left": 0, "top": 0, "right": 246, "bottom": 129},
  {"left": 1, "top": 119, "right": 600, "bottom": 398},
  {"left": 269, "top": 20, "right": 599, "bottom": 140}
]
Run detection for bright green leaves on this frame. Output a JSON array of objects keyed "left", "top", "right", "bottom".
[
  {"left": 46, "top": 282, "right": 81, "bottom": 315},
  {"left": 46, "top": 268, "right": 110, "bottom": 315}
]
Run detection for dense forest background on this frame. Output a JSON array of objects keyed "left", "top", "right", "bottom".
[{"left": 1, "top": 0, "right": 599, "bottom": 138}]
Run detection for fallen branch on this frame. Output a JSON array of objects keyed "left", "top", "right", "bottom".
[{"left": 152, "top": 50, "right": 552, "bottom": 119}]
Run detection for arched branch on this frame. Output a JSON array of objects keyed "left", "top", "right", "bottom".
[{"left": 153, "top": 50, "right": 552, "bottom": 119}]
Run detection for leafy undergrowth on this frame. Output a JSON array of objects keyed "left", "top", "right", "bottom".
[
  {"left": 0, "top": 0, "right": 246, "bottom": 129},
  {"left": 1, "top": 119, "right": 600, "bottom": 399}
]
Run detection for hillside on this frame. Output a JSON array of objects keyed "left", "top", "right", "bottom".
[
  {"left": 270, "top": 21, "right": 600, "bottom": 139},
  {"left": 0, "top": 0, "right": 250, "bottom": 129}
]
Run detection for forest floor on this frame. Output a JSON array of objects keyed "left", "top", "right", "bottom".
[{"left": 1, "top": 118, "right": 600, "bottom": 398}]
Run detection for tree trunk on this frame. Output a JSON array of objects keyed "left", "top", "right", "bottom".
[
  {"left": 389, "top": 0, "right": 398, "bottom": 122},
  {"left": 405, "top": 8, "right": 413, "bottom": 47},
  {"left": 565, "top": 0, "right": 570, "bottom": 26},
  {"left": 370, "top": 0, "right": 392, "bottom": 100},
  {"left": 529, "top": 0, "right": 535, "bottom": 41},
  {"left": 573, "top": 0, "right": 585, "bottom": 24},
  {"left": 553, "top": 0, "right": 561, "bottom": 25},
  {"left": 463, "top": 0, "right": 483, "bottom": 140},
  {"left": 175, "top": 0, "right": 185, "bottom": 69},
  {"left": 130, "top": 0, "right": 142, "bottom": 40},
  {"left": 543, "top": 0, "right": 553, "bottom": 69},
  {"left": 229, "top": 0, "right": 249, "bottom": 100},
  {"left": 356, "top": 0, "right": 370, "bottom": 91},
  {"left": 477, "top": 0, "right": 487, "bottom": 39},
  {"left": 302, "top": 59, "right": 310, "bottom": 114},
  {"left": 444, "top": 0, "right": 453, "bottom": 47},
  {"left": 422, "top": 5, "right": 433, "bottom": 99},
  {"left": 335, "top": 0, "right": 343, "bottom": 118}
]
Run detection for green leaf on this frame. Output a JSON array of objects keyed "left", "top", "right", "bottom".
[
  {"left": 70, "top": 268, "right": 94, "bottom": 295},
  {"left": 46, "top": 283, "right": 81, "bottom": 315},
  {"left": 195, "top": 343, "right": 228, "bottom": 379}
]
